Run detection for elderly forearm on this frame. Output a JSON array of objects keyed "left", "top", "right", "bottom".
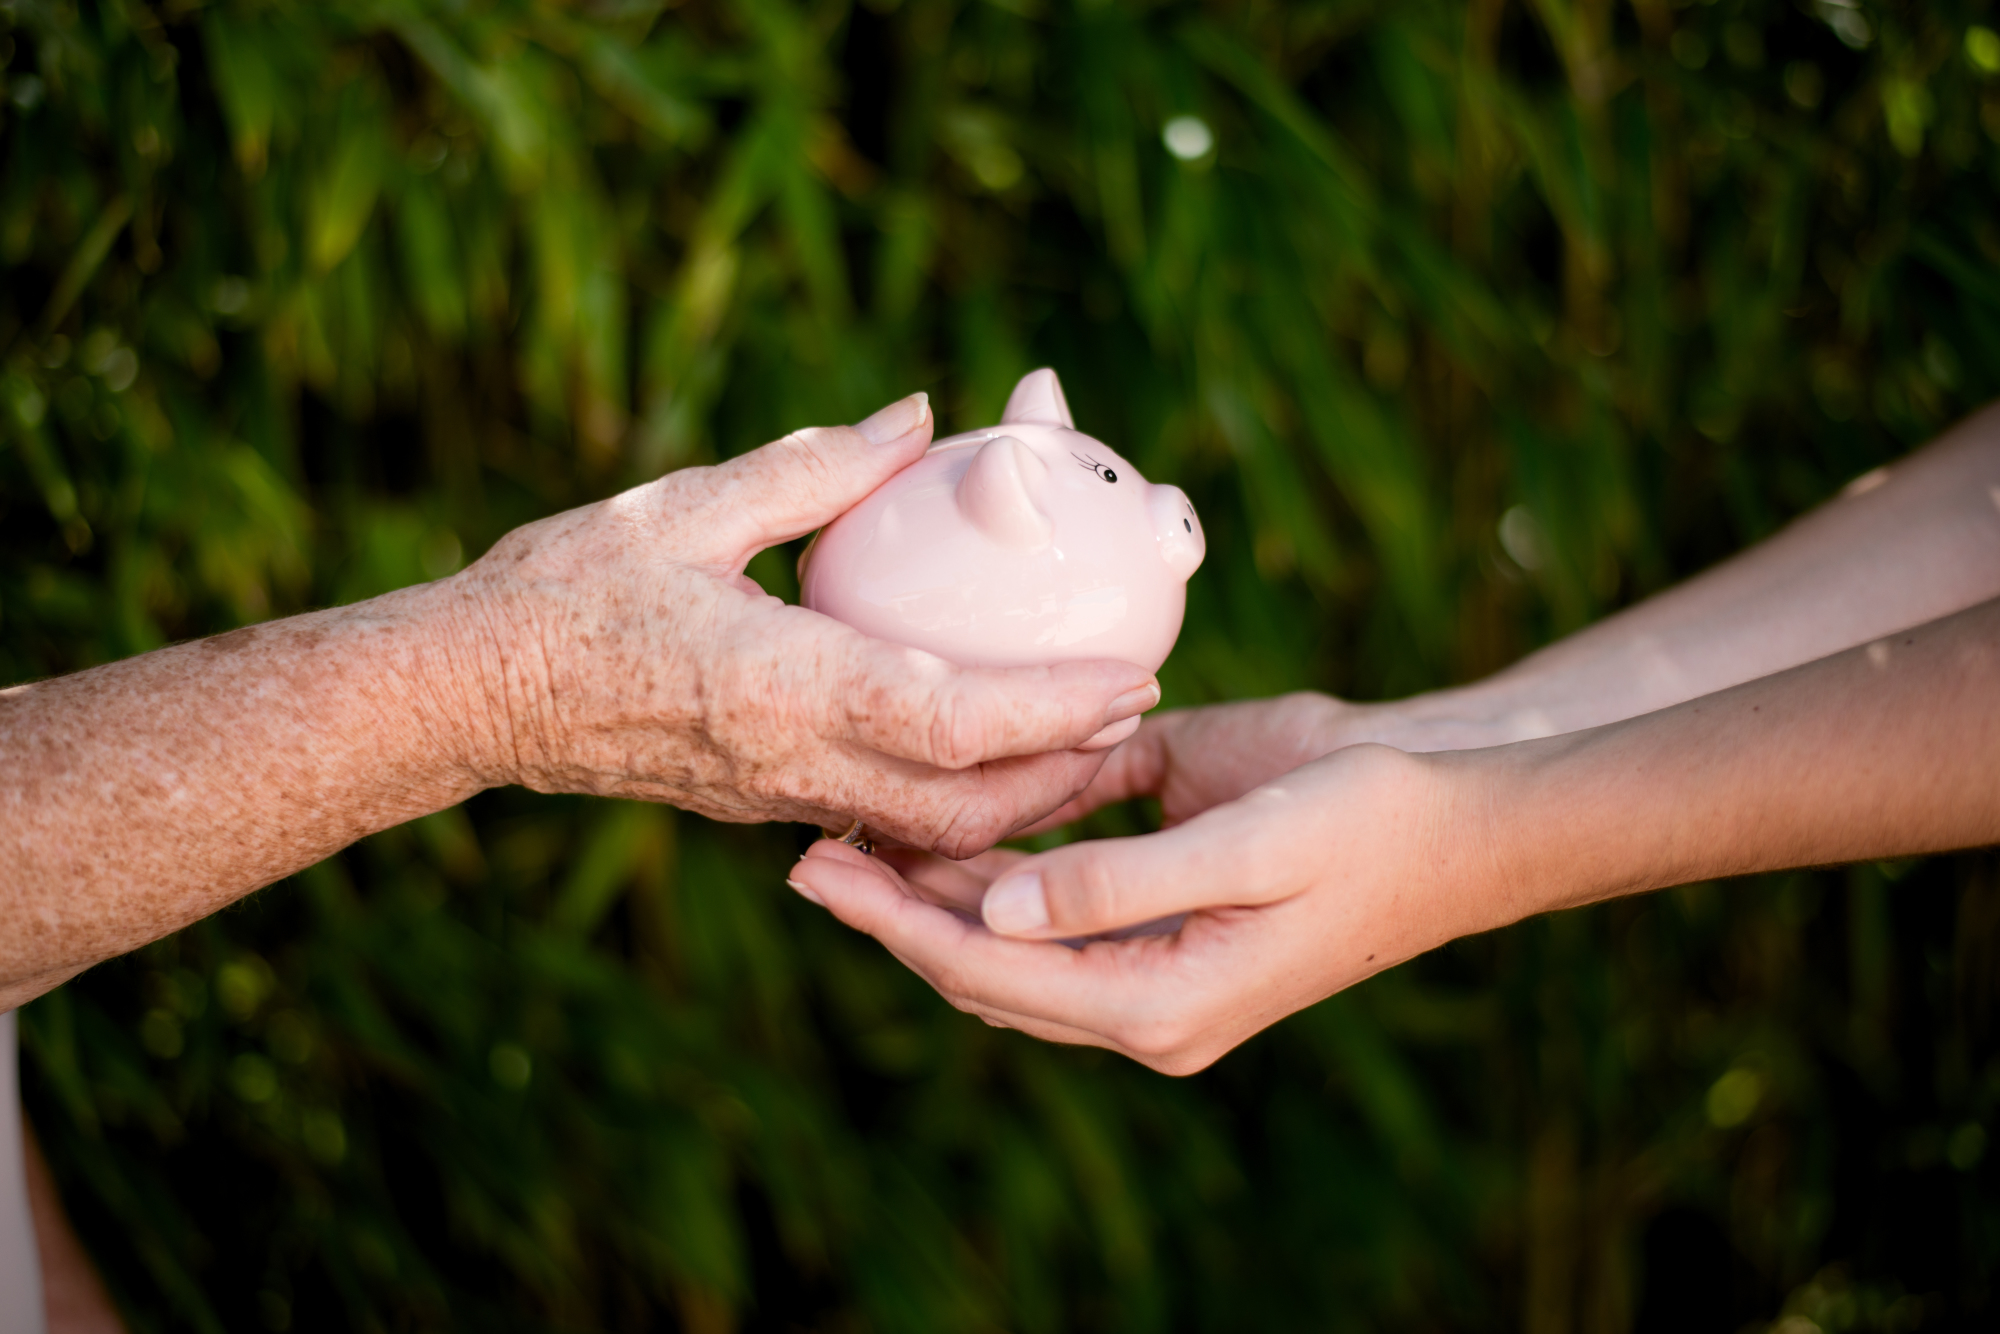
[
  {"left": 0, "top": 581, "right": 487, "bottom": 1007},
  {"left": 1471, "top": 595, "right": 2000, "bottom": 921},
  {"left": 1414, "top": 404, "right": 2000, "bottom": 742}
]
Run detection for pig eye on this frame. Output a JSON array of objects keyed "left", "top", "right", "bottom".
[{"left": 1072, "top": 452, "right": 1118, "bottom": 483}]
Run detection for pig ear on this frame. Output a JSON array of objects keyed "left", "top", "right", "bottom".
[
  {"left": 1000, "top": 368, "right": 1075, "bottom": 429},
  {"left": 956, "top": 435, "right": 1053, "bottom": 550}
]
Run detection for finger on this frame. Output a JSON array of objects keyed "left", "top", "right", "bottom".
[
  {"left": 865, "top": 916, "right": 1134, "bottom": 1052},
  {"left": 1012, "top": 716, "right": 1177, "bottom": 834},
  {"left": 1075, "top": 714, "right": 1141, "bottom": 752},
  {"left": 742, "top": 707, "right": 1111, "bottom": 859},
  {"left": 932, "top": 995, "right": 1128, "bottom": 1052},
  {"left": 790, "top": 842, "right": 991, "bottom": 938},
  {"left": 850, "top": 845, "right": 1175, "bottom": 943},
  {"left": 831, "top": 636, "right": 1161, "bottom": 768},
  {"left": 792, "top": 839, "right": 965, "bottom": 912},
  {"left": 797, "top": 838, "right": 989, "bottom": 913},
  {"left": 791, "top": 848, "right": 1217, "bottom": 1066},
  {"left": 978, "top": 790, "right": 1310, "bottom": 940},
  {"left": 792, "top": 847, "right": 1131, "bottom": 1014},
  {"left": 878, "top": 844, "right": 1030, "bottom": 912},
  {"left": 697, "top": 393, "right": 935, "bottom": 561},
  {"left": 843, "top": 747, "right": 1109, "bottom": 861}
]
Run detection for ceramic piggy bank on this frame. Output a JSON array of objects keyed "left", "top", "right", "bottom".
[{"left": 802, "top": 369, "right": 1204, "bottom": 707}]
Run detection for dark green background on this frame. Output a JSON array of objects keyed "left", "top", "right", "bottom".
[{"left": 5, "top": 0, "right": 2000, "bottom": 1329}]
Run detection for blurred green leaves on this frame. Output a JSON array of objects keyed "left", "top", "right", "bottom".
[{"left": 4, "top": 0, "right": 2000, "bottom": 1329}]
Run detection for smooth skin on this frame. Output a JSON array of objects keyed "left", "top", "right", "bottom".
[
  {"left": 791, "top": 403, "right": 2000, "bottom": 1074},
  {"left": 0, "top": 391, "right": 1160, "bottom": 1011}
]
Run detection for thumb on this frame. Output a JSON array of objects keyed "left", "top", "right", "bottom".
[
  {"left": 701, "top": 392, "right": 933, "bottom": 562},
  {"left": 979, "top": 794, "right": 1300, "bottom": 939}
]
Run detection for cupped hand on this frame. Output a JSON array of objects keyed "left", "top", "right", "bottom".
[
  {"left": 439, "top": 393, "right": 1160, "bottom": 858},
  {"left": 790, "top": 741, "right": 1526, "bottom": 1074}
]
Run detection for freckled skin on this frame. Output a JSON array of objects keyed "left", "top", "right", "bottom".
[{"left": 0, "top": 403, "right": 1160, "bottom": 1009}]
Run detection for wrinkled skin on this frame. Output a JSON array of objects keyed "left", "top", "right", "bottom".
[
  {"left": 446, "top": 395, "right": 1160, "bottom": 857},
  {"left": 0, "top": 395, "right": 1165, "bottom": 1334},
  {"left": 0, "top": 394, "right": 1159, "bottom": 1009}
]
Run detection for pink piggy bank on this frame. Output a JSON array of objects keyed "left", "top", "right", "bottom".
[
  {"left": 802, "top": 369, "right": 1204, "bottom": 747},
  {"left": 796, "top": 370, "right": 1200, "bottom": 704}
]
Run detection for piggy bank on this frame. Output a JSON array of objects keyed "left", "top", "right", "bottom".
[{"left": 802, "top": 369, "right": 1204, "bottom": 738}]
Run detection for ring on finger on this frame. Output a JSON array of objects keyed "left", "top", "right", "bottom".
[{"left": 833, "top": 818, "right": 874, "bottom": 856}]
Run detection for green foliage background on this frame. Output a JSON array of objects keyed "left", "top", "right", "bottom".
[{"left": 6, "top": 0, "right": 2000, "bottom": 1329}]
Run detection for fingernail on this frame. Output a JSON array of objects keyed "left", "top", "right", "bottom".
[
  {"left": 856, "top": 392, "right": 931, "bottom": 445},
  {"left": 786, "top": 878, "right": 826, "bottom": 908},
  {"left": 1077, "top": 715, "right": 1141, "bottom": 751},
  {"left": 982, "top": 872, "right": 1049, "bottom": 936},
  {"left": 1104, "top": 680, "right": 1161, "bottom": 723}
]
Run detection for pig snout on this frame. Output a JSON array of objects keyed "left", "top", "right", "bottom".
[{"left": 1148, "top": 483, "right": 1205, "bottom": 579}]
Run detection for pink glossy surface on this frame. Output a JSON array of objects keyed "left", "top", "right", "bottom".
[{"left": 802, "top": 370, "right": 1205, "bottom": 680}]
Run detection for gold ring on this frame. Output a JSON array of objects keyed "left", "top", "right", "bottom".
[{"left": 836, "top": 819, "right": 874, "bottom": 855}]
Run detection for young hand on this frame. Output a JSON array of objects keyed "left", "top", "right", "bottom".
[
  {"left": 791, "top": 597, "right": 2000, "bottom": 1073},
  {"left": 788, "top": 740, "right": 1512, "bottom": 1074}
]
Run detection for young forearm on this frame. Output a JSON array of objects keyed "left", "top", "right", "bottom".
[
  {"left": 0, "top": 581, "right": 487, "bottom": 1008},
  {"left": 1411, "top": 404, "right": 2000, "bottom": 742},
  {"left": 1472, "top": 595, "right": 2000, "bottom": 924}
]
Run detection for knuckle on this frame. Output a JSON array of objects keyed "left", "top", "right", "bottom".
[
  {"left": 653, "top": 463, "right": 710, "bottom": 501},
  {"left": 934, "top": 831, "right": 980, "bottom": 862},
  {"left": 932, "top": 799, "right": 1005, "bottom": 861},
  {"left": 740, "top": 765, "right": 793, "bottom": 804},
  {"left": 656, "top": 462, "right": 722, "bottom": 517},
  {"left": 925, "top": 689, "right": 986, "bottom": 770},
  {"left": 1068, "top": 856, "right": 1127, "bottom": 929},
  {"left": 777, "top": 428, "right": 843, "bottom": 492}
]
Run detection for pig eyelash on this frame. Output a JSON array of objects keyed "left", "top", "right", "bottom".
[{"left": 1072, "top": 452, "right": 1119, "bottom": 484}]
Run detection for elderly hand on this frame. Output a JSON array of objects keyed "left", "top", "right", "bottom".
[
  {"left": 440, "top": 393, "right": 1160, "bottom": 857},
  {"left": 0, "top": 393, "right": 1160, "bottom": 1009}
]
